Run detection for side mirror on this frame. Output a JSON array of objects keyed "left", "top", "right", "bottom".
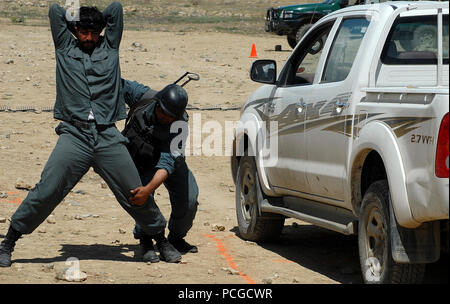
[{"left": 250, "top": 60, "right": 277, "bottom": 84}]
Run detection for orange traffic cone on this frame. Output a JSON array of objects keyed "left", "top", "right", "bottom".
[{"left": 249, "top": 43, "right": 258, "bottom": 58}]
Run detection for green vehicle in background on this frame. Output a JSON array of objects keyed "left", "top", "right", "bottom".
[
  {"left": 265, "top": 0, "right": 355, "bottom": 48},
  {"left": 266, "top": 0, "right": 390, "bottom": 48}
]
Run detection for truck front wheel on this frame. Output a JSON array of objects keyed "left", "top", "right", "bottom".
[
  {"left": 287, "top": 34, "right": 298, "bottom": 49},
  {"left": 235, "top": 156, "right": 285, "bottom": 241},
  {"left": 358, "top": 180, "right": 426, "bottom": 284},
  {"left": 295, "top": 23, "right": 314, "bottom": 47}
]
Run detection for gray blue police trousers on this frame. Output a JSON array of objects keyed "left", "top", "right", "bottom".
[
  {"left": 10, "top": 121, "right": 162, "bottom": 236},
  {"left": 133, "top": 163, "right": 199, "bottom": 240}
]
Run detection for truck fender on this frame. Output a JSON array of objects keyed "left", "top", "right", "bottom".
[
  {"left": 350, "top": 120, "right": 421, "bottom": 228},
  {"left": 233, "top": 112, "right": 277, "bottom": 197}
]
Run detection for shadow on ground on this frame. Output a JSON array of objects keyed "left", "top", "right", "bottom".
[
  {"left": 11, "top": 243, "right": 141, "bottom": 264},
  {"left": 232, "top": 224, "right": 449, "bottom": 284}
]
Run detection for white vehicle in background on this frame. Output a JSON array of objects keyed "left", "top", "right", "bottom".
[{"left": 231, "top": 1, "right": 449, "bottom": 283}]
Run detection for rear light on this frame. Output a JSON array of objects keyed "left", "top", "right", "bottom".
[{"left": 436, "top": 113, "right": 449, "bottom": 178}]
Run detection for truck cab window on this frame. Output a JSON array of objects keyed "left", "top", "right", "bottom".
[
  {"left": 321, "top": 18, "right": 370, "bottom": 83},
  {"left": 381, "top": 14, "right": 448, "bottom": 65},
  {"left": 443, "top": 15, "right": 449, "bottom": 62},
  {"left": 284, "top": 23, "right": 334, "bottom": 86}
]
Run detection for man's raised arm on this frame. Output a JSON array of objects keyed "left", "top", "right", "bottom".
[
  {"left": 103, "top": 1, "right": 124, "bottom": 49},
  {"left": 121, "top": 79, "right": 151, "bottom": 107},
  {"left": 48, "top": 3, "right": 72, "bottom": 50},
  {"left": 122, "top": 78, "right": 160, "bottom": 108}
]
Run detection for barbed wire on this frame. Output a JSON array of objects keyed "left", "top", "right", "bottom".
[
  {"left": 0, "top": 105, "right": 241, "bottom": 113},
  {"left": 0, "top": 106, "right": 53, "bottom": 112},
  {"left": 185, "top": 105, "right": 241, "bottom": 111}
]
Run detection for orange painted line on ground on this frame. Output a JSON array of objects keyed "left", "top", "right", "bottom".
[
  {"left": 274, "top": 258, "right": 295, "bottom": 263},
  {"left": 204, "top": 234, "right": 256, "bottom": 284},
  {"left": 0, "top": 191, "right": 24, "bottom": 205},
  {"left": 0, "top": 197, "right": 22, "bottom": 205},
  {"left": 6, "top": 191, "right": 21, "bottom": 196}
]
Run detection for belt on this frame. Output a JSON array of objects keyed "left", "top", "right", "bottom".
[
  {"left": 71, "top": 119, "right": 114, "bottom": 131},
  {"left": 71, "top": 119, "right": 95, "bottom": 130}
]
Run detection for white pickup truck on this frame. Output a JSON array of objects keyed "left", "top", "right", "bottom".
[{"left": 231, "top": 1, "right": 448, "bottom": 283}]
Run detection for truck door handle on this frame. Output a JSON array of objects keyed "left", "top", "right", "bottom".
[
  {"left": 335, "top": 101, "right": 346, "bottom": 108},
  {"left": 296, "top": 101, "right": 306, "bottom": 114},
  {"left": 334, "top": 101, "right": 347, "bottom": 114},
  {"left": 267, "top": 102, "right": 276, "bottom": 113}
]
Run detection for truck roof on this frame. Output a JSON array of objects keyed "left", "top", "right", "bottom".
[{"left": 326, "top": 1, "right": 449, "bottom": 18}]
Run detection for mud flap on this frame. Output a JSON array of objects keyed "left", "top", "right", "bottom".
[
  {"left": 255, "top": 167, "right": 264, "bottom": 218},
  {"left": 389, "top": 202, "right": 440, "bottom": 264},
  {"left": 255, "top": 165, "right": 284, "bottom": 220}
]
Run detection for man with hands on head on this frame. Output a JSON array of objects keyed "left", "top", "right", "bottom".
[{"left": 0, "top": 1, "right": 168, "bottom": 267}]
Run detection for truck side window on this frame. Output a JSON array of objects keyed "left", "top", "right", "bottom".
[
  {"left": 442, "top": 15, "right": 448, "bottom": 62},
  {"left": 284, "top": 23, "right": 334, "bottom": 86},
  {"left": 381, "top": 15, "right": 448, "bottom": 65},
  {"left": 321, "top": 18, "right": 370, "bottom": 83}
]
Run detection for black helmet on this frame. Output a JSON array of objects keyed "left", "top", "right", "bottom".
[{"left": 155, "top": 84, "right": 188, "bottom": 119}]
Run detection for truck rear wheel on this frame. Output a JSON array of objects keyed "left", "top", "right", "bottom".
[
  {"left": 235, "top": 156, "right": 284, "bottom": 241},
  {"left": 358, "top": 180, "right": 426, "bottom": 284}
]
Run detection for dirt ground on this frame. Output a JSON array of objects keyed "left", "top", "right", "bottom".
[{"left": 0, "top": 22, "right": 448, "bottom": 285}]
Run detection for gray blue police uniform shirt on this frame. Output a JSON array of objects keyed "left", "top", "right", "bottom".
[{"left": 49, "top": 2, "right": 126, "bottom": 125}]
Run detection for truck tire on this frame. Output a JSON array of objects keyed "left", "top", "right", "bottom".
[
  {"left": 287, "top": 34, "right": 298, "bottom": 49},
  {"left": 235, "top": 156, "right": 284, "bottom": 241},
  {"left": 295, "top": 23, "right": 314, "bottom": 47},
  {"left": 358, "top": 180, "right": 426, "bottom": 284}
]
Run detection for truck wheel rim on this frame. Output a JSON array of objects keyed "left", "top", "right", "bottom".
[
  {"left": 365, "top": 207, "right": 386, "bottom": 276},
  {"left": 240, "top": 166, "right": 256, "bottom": 223}
]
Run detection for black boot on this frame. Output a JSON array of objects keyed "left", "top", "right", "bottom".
[
  {"left": 0, "top": 226, "right": 22, "bottom": 267},
  {"left": 139, "top": 235, "right": 159, "bottom": 263},
  {"left": 168, "top": 233, "right": 198, "bottom": 254},
  {"left": 154, "top": 233, "right": 182, "bottom": 263}
]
